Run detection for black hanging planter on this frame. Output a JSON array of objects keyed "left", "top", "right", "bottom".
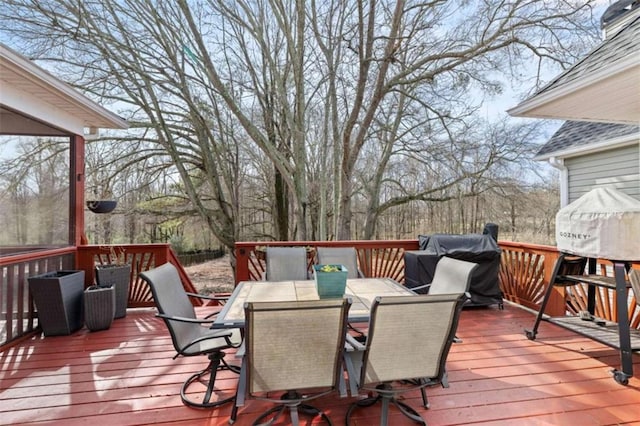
[{"left": 87, "top": 200, "right": 117, "bottom": 214}]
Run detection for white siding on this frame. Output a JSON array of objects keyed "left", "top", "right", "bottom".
[{"left": 566, "top": 143, "right": 640, "bottom": 203}]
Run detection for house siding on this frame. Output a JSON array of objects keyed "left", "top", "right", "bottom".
[{"left": 566, "top": 143, "right": 640, "bottom": 203}]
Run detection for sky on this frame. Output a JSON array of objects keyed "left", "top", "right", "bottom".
[{"left": 0, "top": 1, "right": 615, "bottom": 169}]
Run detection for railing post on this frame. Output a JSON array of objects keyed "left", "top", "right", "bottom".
[
  {"left": 542, "top": 251, "right": 566, "bottom": 317},
  {"left": 235, "top": 245, "right": 251, "bottom": 283},
  {"left": 76, "top": 245, "right": 95, "bottom": 287}
]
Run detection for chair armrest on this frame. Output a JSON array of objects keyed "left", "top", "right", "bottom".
[
  {"left": 183, "top": 292, "right": 229, "bottom": 319},
  {"left": 156, "top": 313, "right": 214, "bottom": 325},
  {"left": 178, "top": 328, "right": 237, "bottom": 356},
  {"left": 345, "top": 334, "right": 366, "bottom": 352},
  {"left": 343, "top": 334, "right": 365, "bottom": 396},
  {"left": 185, "top": 292, "right": 230, "bottom": 302},
  {"left": 410, "top": 283, "right": 431, "bottom": 293},
  {"left": 235, "top": 341, "right": 246, "bottom": 358}
]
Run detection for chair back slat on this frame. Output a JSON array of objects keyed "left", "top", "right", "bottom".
[
  {"left": 362, "top": 293, "right": 464, "bottom": 385},
  {"left": 265, "top": 247, "right": 308, "bottom": 281},
  {"left": 317, "top": 247, "right": 361, "bottom": 279},
  {"left": 245, "top": 299, "right": 350, "bottom": 394}
]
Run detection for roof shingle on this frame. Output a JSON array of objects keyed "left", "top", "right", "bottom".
[{"left": 535, "top": 121, "right": 638, "bottom": 158}]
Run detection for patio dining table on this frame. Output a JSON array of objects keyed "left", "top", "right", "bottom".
[
  {"left": 212, "top": 277, "right": 415, "bottom": 329},
  {"left": 212, "top": 277, "right": 417, "bottom": 400}
]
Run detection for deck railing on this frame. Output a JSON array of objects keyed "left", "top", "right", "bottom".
[
  {"left": 1, "top": 247, "right": 76, "bottom": 347},
  {"left": 76, "top": 244, "right": 201, "bottom": 307},
  {"left": 236, "top": 240, "right": 640, "bottom": 328},
  {"left": 235, "top": 240, "right": 418, "bottom": 283},
  {"left": 2, "top": 239, "right": 639, "bottom": 350},
  {"left": 0, "top": 244, "right": 199, "bottom": 349}
]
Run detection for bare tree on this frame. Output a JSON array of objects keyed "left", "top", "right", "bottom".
[
  {"left": 0, "top": 0, "right": 600, "bottom": 246},
  {"left": 307, "top": 1, "right": 599, "bottom": 238}
]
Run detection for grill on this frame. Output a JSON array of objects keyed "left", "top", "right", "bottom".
[
  {"left": 527, "top": 186, "right": 640, "bottom": 385},
  {"left": 555, "top": 186, "right": 640, "bottom": 261}
]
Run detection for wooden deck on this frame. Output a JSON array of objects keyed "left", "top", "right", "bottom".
[{"left": 1, "top": 303, "right": 639, "bottom": 426}]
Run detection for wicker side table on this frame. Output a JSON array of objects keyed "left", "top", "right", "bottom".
[{"left": 84, "top": 286, "right": 116, "bottom": 331}]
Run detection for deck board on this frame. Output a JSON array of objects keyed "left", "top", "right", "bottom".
[{"left": 1, "top": 303, "right": 639, "bottom": 425}]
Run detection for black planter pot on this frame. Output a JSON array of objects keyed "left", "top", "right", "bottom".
[
  {"left": 28, "top": 270, "right": 85, "bottom": 336},
  {"left": 95, "top": 264, "right": 131, "bottom": 318}
]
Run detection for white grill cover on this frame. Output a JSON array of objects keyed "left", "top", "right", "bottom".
[{"left": 556, "top": 187, "right": 640, "bottom": 261}]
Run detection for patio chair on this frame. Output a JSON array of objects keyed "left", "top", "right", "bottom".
[
  {"left": 409, "top": 256, "right": 478, "bottom": 296},
  {"left": 345, "top": 293, "right": 466, "bottom": 426},
  {"left": 265, "top": 246, "right": 309, "bottom": 281},
  {"left": 316, "top": 247, "right": 364, "bottom": 278},
  {"left": 139, "top": 262, "right": 241, "bottom": 409},
  {"left": 410, "top": 256, "right": 478, "bottom": 345},
  {"left": 230, "top": 298, "right": 351, "bottom": 425}
]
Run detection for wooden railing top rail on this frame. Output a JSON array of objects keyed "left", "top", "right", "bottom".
[
  {"left": 235, "top": 240, "right": 419, "bottom": 284},
  {"left": 0, "top": 247, "right": 76, "bottom": 266},
  {"left": 77, "top": 244, "right": 201, "bottom": 306},
  {"left": 235, "top": 239, "right": 420, "bottom": 249},
  {"left": 497, "top": 241, "right": 558, "bottom": 252}
]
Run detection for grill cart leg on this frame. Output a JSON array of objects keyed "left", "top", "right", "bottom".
[
  {"left": 524, "top": 254, "right": 587, "bottom": 341},
  {"left": 612, "top": 261, "right": 632, "bottom": 386}
]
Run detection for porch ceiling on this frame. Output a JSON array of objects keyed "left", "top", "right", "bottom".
[{"left": 0, "top": 43, "right": 128, "bottom": 135}]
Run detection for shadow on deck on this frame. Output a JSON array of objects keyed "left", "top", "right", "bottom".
[{"left": 1, "top": 303, "right": 639, "bottom": 425}]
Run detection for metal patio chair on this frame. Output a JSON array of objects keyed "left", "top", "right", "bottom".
[
  {"left": 410, "top": 256, "right": 478, "bottom": 296},
  {"left": 265, "top": 246, "right": 309, "bottom": 281},
  {"left": 345, "top": 293, "right": 466, "bottom": 426},
  {"left": 410, "top": 256, "right": 478, "bottom": 346},
  {"left": 316, "top": 247, "right": 364, "bottom": 278},
  {"left": 139, "top": 262, "right": 241, "bottom": 409},
  {"left": 230, "top": 298, "right": 351, "bottom": 425}
]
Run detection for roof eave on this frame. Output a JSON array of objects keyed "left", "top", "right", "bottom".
[
  {"left": 0, "top": 44, "right": 128, "bottom": 130},
  {"left": 507, "top": 54, "right": 640, "bottom": 124}
]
